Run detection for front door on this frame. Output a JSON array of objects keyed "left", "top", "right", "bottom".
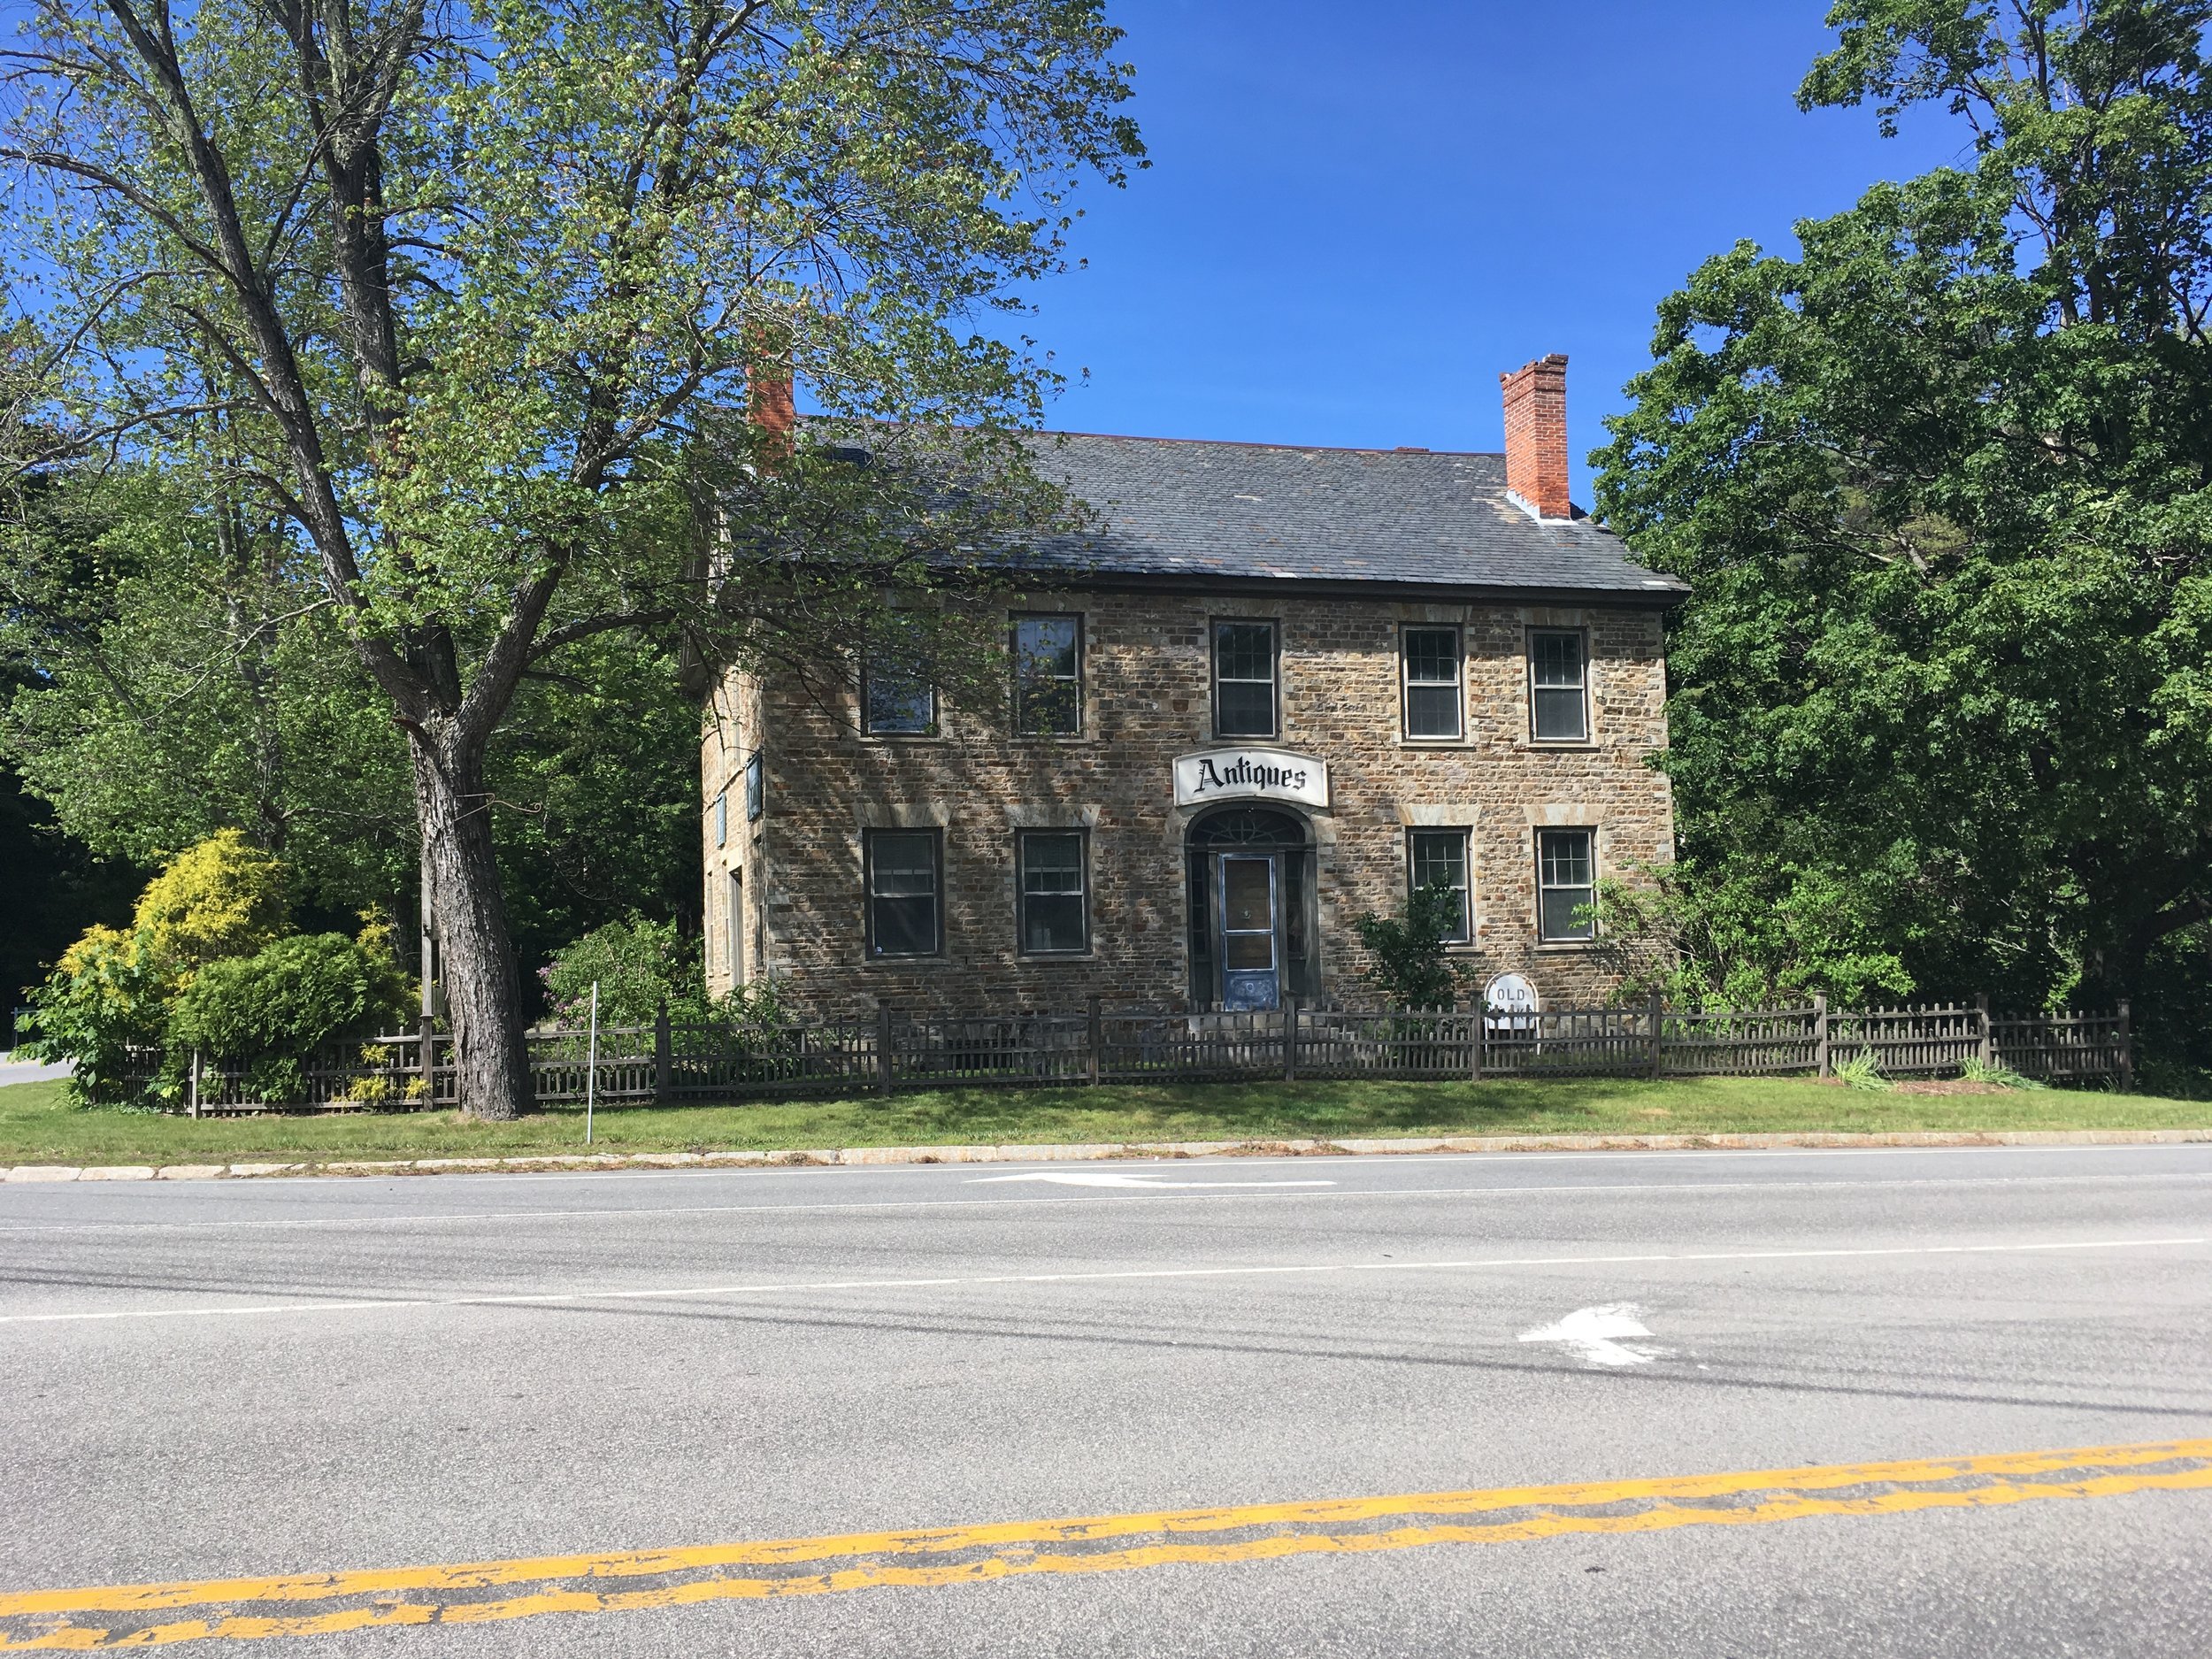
[{"left": 1217, "top": 854, "right": 1279, "bottom": 1011}]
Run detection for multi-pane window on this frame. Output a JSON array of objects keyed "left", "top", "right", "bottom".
[
  {"left": 864, "top": 654, "right": 934, "bottom": 735},
  {"left": 1018, "top": 831, "right": 1088, "bottom": 955},
  {"left": 1013, "top": 615, "right": 1082, "bottom": 735},
  {"left": 1529, "top": 629, "right": 1589, "bottom": 741},
  {"left": 1537, "top": 829, "right": 1597, "bottom": 941},
  {"left": 1212, "top": 619, "right": 1278, "bottom": 737},
  {"left": 864, "top": 830, "right": 941, "bottom": 956},
  {"left": 1402, "top": 627, "right": 1463, "bottom": 740},
  {"left": 1408, "top": 829, "right": 1471, "bottom": 943},
  {"left": 713, "top": 789, "right": 727, "bottom": 848},
  {"left": 744, "top": 753, "right": 764, "bottom": 821}
]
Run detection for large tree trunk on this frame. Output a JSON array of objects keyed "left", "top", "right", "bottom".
[{"left": 411, "top": 730, "right": 532, "bottom": 1120}]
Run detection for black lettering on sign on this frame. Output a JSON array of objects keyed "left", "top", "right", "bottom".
[{"left": 1188, "top": 753, "right": 1315, "bottom": 796}]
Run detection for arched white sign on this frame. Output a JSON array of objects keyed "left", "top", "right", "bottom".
[
  {"left": 1172, "top": 749, "right": 1329, "bottom": 810},
  {"left": 1486, "top": 972, "right": 1539, "bottom": 1032}
]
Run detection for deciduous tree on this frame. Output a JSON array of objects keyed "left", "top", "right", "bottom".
[
  {"left": 1595, "top": 1, "right": 2212, "bottom": 1056},
  {"left": 3, "top": 0, "right": 1140, "bottom": 1114}
]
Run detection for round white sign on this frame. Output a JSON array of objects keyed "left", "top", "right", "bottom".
[{"left": 1486, "top": 972, "right": 1538, "bottom": 1031}]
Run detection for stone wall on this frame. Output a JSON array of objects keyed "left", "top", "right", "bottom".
[{"left": 703, "top": 588, "right": 1675, "bottom": 1015}]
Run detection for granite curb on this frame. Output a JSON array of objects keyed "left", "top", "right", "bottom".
[{"left": 3, "top": 1125, "right": 2208, "bottom": 1181}]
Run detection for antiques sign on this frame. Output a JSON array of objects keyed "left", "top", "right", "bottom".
[{"left": 1172, "top": 749, "right": 1330, "bottom": 810}]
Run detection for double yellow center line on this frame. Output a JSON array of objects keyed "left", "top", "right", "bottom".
[{"left": 4, "top": 1440, "right": 2208, "bottom": 1649}]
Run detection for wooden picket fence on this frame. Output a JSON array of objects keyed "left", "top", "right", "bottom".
[{"left": 150, "top": 995, "right": 2132, "bottom": 1115}]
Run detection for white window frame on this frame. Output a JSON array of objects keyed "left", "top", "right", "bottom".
[
  {"left": 862, "top": 657, "right": 936, "bottom": 736},
  {"left": 1535, "top": 827, "right": 1598, "bottom": 942},
  {"left": 864, "top": 829, "right": 943, "bottom": 958},
  {"left": 1210, "top": 618, "right": 1279, "bottom": 739},
  {"left": 1406, "top": 827, "right": 1471, "bottom": 943},
  {"left": 1401, "top": 626, "right": 1463, "bottom": 741},
  {"left": 1016, "top": 829, "right": 1090, "bottom": 956},
  {"left": 1528, "top": 627, "right": 1591, "bottom": 743},
  {"left": 1012, "top": 613, "right": 1084, "bottom": 737}
]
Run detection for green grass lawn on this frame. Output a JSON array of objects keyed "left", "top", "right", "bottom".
[{"left": 2, "top": 1073, "right": 2205, "bottom": 1167}]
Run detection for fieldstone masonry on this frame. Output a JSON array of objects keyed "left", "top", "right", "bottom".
[{"left": 703, "top": 588, "right": 1674, "bottom": 1016}]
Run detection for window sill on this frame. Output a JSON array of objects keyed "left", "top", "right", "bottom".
[
  {"left": 860, "top": 956, "right": 952, "bottom": 969},
  {"left": 1532, "top": 940, "right": 1601, "bottom": 953},
  {"left": 857, "top": 732, "right": 945, "bottom": 745},
  {"left": 1395, "top": 736, "right": 1474, "bottom": 749},
  {"left": 1521, "top": 739, "right": 1601, "bottom": 751},
  {"left": 1017, "top": 950, "right": 1096, "bottom": 963},
  {"left": 1010, "top": 733, "right": 1097, "bottom": 746}
]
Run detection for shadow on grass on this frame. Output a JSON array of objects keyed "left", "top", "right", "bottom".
[{"left": 0, "top": 1073, "right": 2201, "bottom": 1166}]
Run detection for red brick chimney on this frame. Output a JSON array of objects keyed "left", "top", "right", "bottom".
[
  {"left": 1500, "top": 353, "right": 1571, "bottom": 520},
  {"left": 749, "top": 359, "right": 795, "bottom": 459}
]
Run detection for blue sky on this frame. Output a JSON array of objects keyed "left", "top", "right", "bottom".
[{"left": 1015, "top": 1, "right": 1965, "bottom": 502}]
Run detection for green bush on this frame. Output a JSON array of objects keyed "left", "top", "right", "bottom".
[
  {"left": 131, "top": 829, "right": 288, "bottom": 975},
  {"left": 1351, "top": 884, "right": 1473, "bottom": 1010},
  {"left": 1835, "top": 1051, "right": 1890, "bottom": 1092},
  {"left": 22, "top": 832, "right": 406, "bottom": 1108},
  {"left": 168, "top": 932, "right": 410, "bottom": 1102},
  {"left": 1960, "top": 1056, "right": 2051, "bottom": 1092},
  {"left": 543, "top": 915, "right": 706, "bottom": 1027},
  {"left": 19, "top": 926, "right": 168, "bottom": 1106}
]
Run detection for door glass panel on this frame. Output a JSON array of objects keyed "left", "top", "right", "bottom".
[
  {"left": 1225, "top": 931, "right": 1273, "bottom": 970},
  {"left": 1223, "top": 858, "right": 1271, "bottom": 926},
  {"left": 1220, "top": 857, "right": 1276, "bottom": 972}
]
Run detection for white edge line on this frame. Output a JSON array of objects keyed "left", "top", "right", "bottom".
[
  {"left": 24, "top": 1141, "right": 2207, "bottom": 1192},
  {"left": 3, "top": 1237, "right": 2202, "bottom": 1327},
  {"left": 4, "top": 1171, "right": 2211, "bottom": 1237}
]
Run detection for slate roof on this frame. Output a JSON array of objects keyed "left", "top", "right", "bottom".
[{"left": 1000, "top": 432, "right": 1688, "bottom": 603}]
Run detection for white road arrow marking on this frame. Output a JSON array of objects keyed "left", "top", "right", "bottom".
[
  {"left": 966, "top": 1171, "right": 1336, "bottom": 1189},
  {"left": 1518, "top": 1302, "right": 1670, "bottom": 1368}
]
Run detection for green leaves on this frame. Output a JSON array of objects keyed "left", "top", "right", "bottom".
[
  {"left": 4, "top": 3, "right": 1139, "bottom": 1094},
  {"left": 1597, "top": 1, "right": 2212, "bottom": 1045},
  {"left": 167, "top": 933, "right": 411, "bottom": 1103},
  {"left": 1352, "top": 884, "right": 1472, "bottom": 1012}
]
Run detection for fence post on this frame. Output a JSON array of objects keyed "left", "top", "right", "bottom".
[
  {"left": 1647, "top": 992, "right": 1663, "bottom": 1079},
  {"left": 654, "top": 999, "right": 672, "bottom": 1104},
  {"left": 188, "top": 1048, "right": 201, "bottom": 1119},
  {"left": 1976, "top": 994, "right": 1993, "bottom": 1071},
  {"left": 1087, "top": 995, "right": 1102, "bottom": 1087},
  {"left": 1284, "top": 997, "right": 1300, "bottom": 1084},
  {"left": 1470, "top": 997, "right": 1484, "bottom": 1083},
  {"left": 1813, "top": 994, "right": 1830, "bottom": 1079},
  {"left": 420, "top": 1013, "right": 436, "bottom": 1105},
  {"left": 2117, "top": 1000, "right": 2133, "bottom": 1093},
  {"left": 876, "top": 1002, "right": 895, "bottom": 1094}
]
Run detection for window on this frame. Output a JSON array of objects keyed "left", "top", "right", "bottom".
[
  {"left": 1018, "top": 831, "right": 1088, "bottom": 954},
  {"left": 1407, "top": 829, "right": 1471, "bottom": 943},
  {"left": 1212, "top": 619, "right": 1278, "bottom": 737},
  {"left": 713, "top": 789, "right": 727, "bottom": 848},
  {"left": 726, "top": 869, "right": 744, "bottom": 985},
  {"left": 744, "top": 753, "right": 764, "bottom": 821},
  {"left": 1013, "top": 614, "right": 1082, "bottom": 735},
  {"left": 863, "top": 655, "right": 934, "bottom": 734},
  {"left": 864, "top": 830, "right": 941, "bottom": 957},
  {"left": 1530, "top": 629, "right": 1589, "bottom": 741},
  {"left": 1402, "top": 626, "right": 1463, "bottom": 740},
  {"left": 1537, "top": 829, "right": 1597, "bottom": 941}
]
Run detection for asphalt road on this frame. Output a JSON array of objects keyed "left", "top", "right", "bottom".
[{"left": 3, "top": 1143, "right": 2208, "bottom": 1655}]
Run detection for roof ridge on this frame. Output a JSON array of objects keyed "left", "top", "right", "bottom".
[{"left": 1036, "top": 429, "right": 1503, "bottom": 460}]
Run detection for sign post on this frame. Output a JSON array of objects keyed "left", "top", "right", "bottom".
[{"left": 584, "top": 981, "right": 600, "bottom": 1146}]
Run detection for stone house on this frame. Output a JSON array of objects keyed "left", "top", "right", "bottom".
[{"left": 701, "top": 356, "right": 1686, "bottom": 1017}]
